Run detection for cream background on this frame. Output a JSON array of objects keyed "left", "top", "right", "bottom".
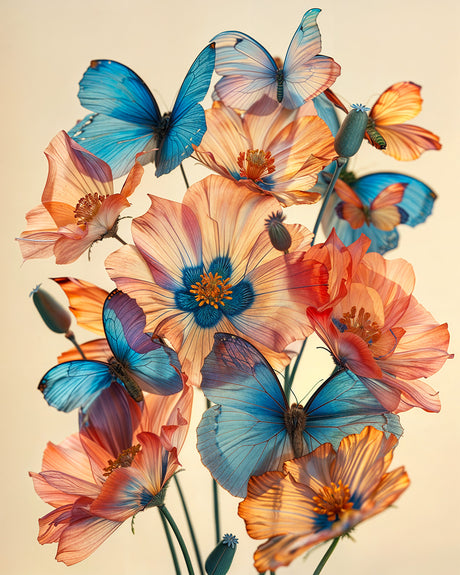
[{"left": 2, "top": 0, "right": 459, "bottom": 573}]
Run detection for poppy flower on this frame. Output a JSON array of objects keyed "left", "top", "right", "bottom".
[
  {"left": 193, "top": 98, "right": 337, "bottom": 206},
  {"left": 307, "top": 231, "right": 452, "bottom": 412},
  {"left": 238, "top": 426, "right": 409, "bottom": 573},
  {"left": 106, "top": 175, "right": 330, "bottom": 384},
  {"left": 17, "top": 131, "right": 143, "bottom": 264},
  {"left": 30, "top": 381, "right": 192, "bottom": 565}
]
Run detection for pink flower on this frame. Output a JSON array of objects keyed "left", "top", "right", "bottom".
[{"left": 18, "top": 131, "right": 143, "bottom": 264}]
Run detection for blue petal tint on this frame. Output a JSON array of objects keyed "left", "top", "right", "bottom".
[
  {"left": 209, "top": 256, "right": 233, "bottom": 278},
  {"left": 175, "top": 290, "right": 200, "bottom": 312},
  {"left": 194, "top": 305, "right": 223, "bottom": 328},
  {"left": 223, "top": 282, "right": 254, "bottom": 316},
  {"left": 182, "top": 264, "right": 204, "bottom": 287}
]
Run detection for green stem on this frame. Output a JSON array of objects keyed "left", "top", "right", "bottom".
[
  {"left": 283, "top": 364, "right": 291, "bottom": 398},
  {"left": 311, "top": 158, "right": 346, "bottom": 246},
  {"left": 65, "top": 331, "right": 87, "bottom": 359},
  {"left": 173, "top": 474, "right": 204, "bottom": 575},
  {"left": 113, "top": 233, "right": 127, "bottom": 245},
  {"left": 206, "top": 398, "right": 221, "bottom": 544},
  {"left": 158, "top": 507, "right": 181, "bottom": 575},
  {"left": 159, "top": 505, "right": 195, "bottom": 575},
  {"left": 180, "top": 163, "right": 190, "bottom": 189},
  {"left": 312, "top": 537, "right": 340, "bottom": 575},
  {"left": 284, "top": 338, "right": 307, "bottom": 401}
]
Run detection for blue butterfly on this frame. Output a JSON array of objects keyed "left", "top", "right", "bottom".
[
  {"left": 68, "top": 43, "right": 215, "bottom": 178},
  {"left": 39, "top": 290, "right": 183, "bottom": 413},
  {"left": 322, "top": 171, "right": 437, "bottom": 254},
  {"left": 211, "top": 8, "right": 340, "bottom": 111},
  {"left": 197, "top": 334, "right": 402, "bottom": 497}
]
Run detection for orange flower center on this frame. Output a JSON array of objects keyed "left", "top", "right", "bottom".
[
  {"left": 313, "top": 480, "right": 353, "bottom": 521},
  {"left": 103, "top": 444, "right": 141, "bottom": 477},
  {"left": 74, "top": 192, "right": 107, "bottom": 225},
  {"left": 339, "top": 306, "right": 381, "bottom": 344},
  {"left": 190, "top": 271, "right": 233, "bottom": 309},
  {"left": 237, "top": 149, "right": 275, "bottom": 181}
]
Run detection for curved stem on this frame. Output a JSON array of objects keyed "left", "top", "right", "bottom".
[
  {"left": 312, "top": 537, "right": 340, "bottom": 575},
  {"left": 65, "top": 331, "right": 87, "bottom": 359},
  {"left": 159, "top": 504, "right": 195, "bottom": 575},
  {"left": 284, "top": 338, "right": 307, "bottom": 401},
  {"left": 311, "top": 158, "right": 346, "bottom": 246},
  {"left": 173, "top": 474, "right": 204, "bottom": 575},
  {"left": 113, "top": 233, "right": 127, "bottom": 245},
  {"left": 158, "top": 507, "right": 181, "bottom": 575},
  {"left": 180, "top": 163, "right": 190, "bottom": 189},
  {"left": 206, "top": 397, "right": 221, "bottom": 544}
]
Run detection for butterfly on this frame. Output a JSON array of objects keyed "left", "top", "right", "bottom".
[
  {"left": 322, "top": 171, "right": 437, "bottom": 254},
  {"left": 197, "top": 333, "right": 402, "bottom": 497},
  {"left": 39, "top": 290, "right": 183, "bottom": 413},
  {"left": 325, "top": 82, "right": 441, "bottom": 160},
  {"left": 211, "top": 8, "right": 340, "bottom": 112},
  {"left": 68, "top": 43, "right": 216, "bottom": 179}
]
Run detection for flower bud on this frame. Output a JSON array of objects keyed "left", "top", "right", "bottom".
[
  {"left": 205, "top": 533, "right": 238, "bottom": 575},
  {"left": 334, "top": 104, "right": 370, "bottom": 158},
  {"left": 265, "top": 210, "right": 292, "bottom": 253},
  {"left": 30, "top": 284, "right": 72, "bottom": 334}
]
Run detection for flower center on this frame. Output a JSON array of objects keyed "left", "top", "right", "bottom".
[
  {"left": 190, "top": 271, "right": 233, "bottom": 309},
  {"left": 339, "top": 306, "right": 381, "bottom": 344},
  {"left": 312, "top": 480, "right": 353, "bottom": 521},
  {"left": 103, "top": 444, "right": 141, "bottom": 477},
  {"left": 74, "top": 192, "right": 106, "bottom": 225},
  {"left": 237, "top": 149, "right": 275, "bottom": 181}
]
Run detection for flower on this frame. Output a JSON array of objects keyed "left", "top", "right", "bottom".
[
  {"left": 30, "top": 381, "right": 192, "bottom": 565},
  {"left": 307, "top": 230, "right": 452, "bottom": 412},
  {"left": 105, "top": 175, "right": 330, "bottom": 384},
  {"left": 193, "top": 98, "right": 337, "bottom": 206},
  {"left": 17, "top": 131, "right": 143, "bottom": 264},
  {"left": 238, "top": 426, "right": 409, "bottom": 573}
]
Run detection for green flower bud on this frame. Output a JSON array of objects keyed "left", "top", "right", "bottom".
[
  {"left": 334, "top": 104, "right": 370, "bottom": 158},
  {"left": 30, "top": 284, "right": 72, "bottom": 334},
  {"left": 205, "top": 533, "right": 238, "bottom": 575},
  {"left": 265, "top": 210, "right": 292, "bottom": 253}
]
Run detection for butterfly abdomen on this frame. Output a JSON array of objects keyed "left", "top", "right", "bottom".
[
  {"left": 365, "top": 118, "right": 387, "bottom": 150},
  {"left": 284, "top": 404, "right": 307, "bottom": 458},
  {"left": 276, "top": 69, "right": 284, "bottom": 103},
  {"left": 108, "top": 357, "right": 144, "bottom": 402}
]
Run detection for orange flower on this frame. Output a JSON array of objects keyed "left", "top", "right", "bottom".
[
  {"left": 18, "top": 132, "right": 143, "bottom": 264},
  {"left": 307, "top": 230, "right": 452, "bottom": 412},
  {"left": 238, "top": 426, "right": 409, "bottom": 573}
]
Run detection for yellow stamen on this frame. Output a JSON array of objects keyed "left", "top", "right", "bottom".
[
  {"left": 74, "top": 192, "right": 106, "bottom": 225},
  {"left": 313, "top": 479, "right": 353, "bottom": 521},
  {"left": 340, "top": 306, "right": 381, "bottom": 344},
  {"left": 103, "top": 444, "right": 141, "bottom": 477},
  {"left": 190, "top": 271, "right": 233, "bottom": 309},
  {"left": 237, "top": 149, "right": 275, "bottom": 181}
]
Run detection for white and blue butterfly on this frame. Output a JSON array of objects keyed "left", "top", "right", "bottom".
[
  {"left": 211, "top": 8, "right": 340, "bottom": 111},
  {"left": 39, "top": 290, "right": 183, "bottom": 413},
  {"left": 197, "top": 333, "right": 402, "bottom": 497},
  {"left": 68, "top": 43, "right": 215, "bottom": 178}
]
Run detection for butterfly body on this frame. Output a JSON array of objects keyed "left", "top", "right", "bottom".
[
  {"left": 106, "top": 356, "right": 144, "bottom": 402},
  {"left": 283, "top": 404, "right": 307, "bottom": 458}
]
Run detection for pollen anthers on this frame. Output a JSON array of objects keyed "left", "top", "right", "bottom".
[
  {"left": 312, "top": 479, "right": 353, "bottom": 521},
  {"left": 74, "top": 192, "right": 107, "bottom": 225},
  {"left": 103, "top": 444, "right": 141, "bottom": 477},
  {"left": 340, "top": 306, "right": 381, "bottom": 344},
  {"left": 237, "top": 149, "right": 275, "bottom": 181},
  {"left": 190, "top": 271, "right": 233, "bottom": 309}
]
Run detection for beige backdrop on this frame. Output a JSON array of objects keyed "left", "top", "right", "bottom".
[{"left": 2, "top": 0, "right": 459, "bottom": 573}]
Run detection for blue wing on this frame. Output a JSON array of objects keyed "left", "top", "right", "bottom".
[
  {"left": 39, "top": 360, "right": 113, "bottom": 413},
  {"left": 69, "top": 59, "right": 161, "bottom": 178},
  {"left": 303, "top": 369, "right": 403, "bottom": 450},
  {"left": 155, "top": 43, "right": 216, "bottom": 177},
  {"left": 322, "top": 172, "right": 436, "bottom": 254},
  {"left": 197, "top": 333, "right": 291, "bottom": 497},
  {"left": 103, "top": 290, "right": 183, "bottom": 396}
]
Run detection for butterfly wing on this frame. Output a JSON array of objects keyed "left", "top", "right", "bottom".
[
  {"left": 103, "top": 290, "right": 183, "bottom": 396},
  {"left": 69, "top": 59, "right": 161, "bottom": 178},
  {"left": 155, "top": 43, "right": 216, "bottom": 177},
  {"left": 211, "top": 30, "right": 278, "bottom": 110},
  {"left": 302, "top": 369, "right": 403, "bottom": 450},
  {"left": 197, "top": 333, "right": 291, "bottom": 497},
  {"left": 282, "top": 9, "right": 341, "bottom": 109},
  {"left": 39, "top": 360, "right": 113, "bottom": 413},
  {"left": 369, "top": 183, "right": 408, "bottom": 231}
]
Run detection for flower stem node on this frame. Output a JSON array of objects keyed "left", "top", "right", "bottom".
[
  {"left": 265, "top": 210, "right": 292, "bottom": 253},
  {"left": 205, "top": 533, "right": 238, "bottom": 575},
  {"left": 334, "top": 105, "right": 369, "bottom": 158},
  {"left": 30, "top": 285, "right": 72, "bottom": 334}
]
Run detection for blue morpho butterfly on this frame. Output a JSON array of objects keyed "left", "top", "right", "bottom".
[
  {"left": 211, "top": 8, "right": 341, "bottom": 112},
  {"left": 68, "top": 43, "right": 216, "bottom": 179},
  {"left": 321, "top": 171, "right": 437, "bottom": 254},
  {"left": 39, "top": 290, "right": 183, "bottom": 413},
  {"left": 197, "top": 333, "right": 402, "bottom": 498}
]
